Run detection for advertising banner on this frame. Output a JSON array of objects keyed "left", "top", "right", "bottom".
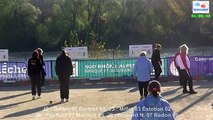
[
  {"left": 44, "top": 61, "right": 53, "bottom": 79},
  {"left": 0, "top": 61, "right": 52, "bottom": 82},
  {"left": 0, "top": 62, "right": 27, "bottom": 82},
  {"left": 49, "top": 58, "right": 166, "bottom": 78},
  {"left": 78, "top": 59, "right": 136, "bottom": 78},
  {"left": 64, "top": 47, "right": 88, "bottom": 59},
  {"left": 129, "top": 44, "right": 153, "bottom": 58},
  {"left": 0, "top": 49, "right": 8, "bottom": 61},
  {"left": 167, "top": 56, "right": 213, "bottom": 77}
]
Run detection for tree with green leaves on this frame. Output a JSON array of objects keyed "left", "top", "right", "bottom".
[
  {"left": 0, "top": 0, "right": 41, "bottom": 51},
  {"left": 0, "top": 0, "right": 213, "bottom": 52}
]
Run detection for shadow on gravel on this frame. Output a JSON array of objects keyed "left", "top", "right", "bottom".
[
  {"left": 0, "top": 99, "right": 33, "bottom": 110},
  {"left": 1, "top": 80, "right": 212, "bottom": 90},
  {"left": 1, "top": 101, "right": 62, "bottom": 119},
  {"left": 99, "top": 87, "right": 130, "bottom": 92},
  {"left": 177, "top": 89, "right": 213, "bottom": 115},
  {"left": 167, "top": 94, "right": 191, "bottom": 103},
  {"left": 128, "top": 87, "right": 138, "bottom": 93},
  {"left": 101, "top": 102, "right": 137, "bottom": 117},
  {"left": 161, "top": 87, "right": 182, "bottom": 97},
  {"left": 0, "top": 92, "right": 31, "bottom": 101}
]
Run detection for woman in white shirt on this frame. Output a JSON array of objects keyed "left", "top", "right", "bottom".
[{"left": 174, "top": 44, "right": 197, "bottom": 94}]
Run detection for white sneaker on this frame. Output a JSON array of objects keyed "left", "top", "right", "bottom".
[
  {"left": 32, "top": 96, "right": 36, "bottom": 100},
  {"left": 60, "top": 99, "right": 64, "bottom": 103},
  {"left": 65, "top": 99, "right": 69, "bottom": 102},
  {"left": 37, "top": 96, "right": 41, "bottom": 99}
]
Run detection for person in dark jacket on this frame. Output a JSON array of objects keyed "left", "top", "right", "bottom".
[
  {"left": 151, "top": 43, "right": 162, "bottom": 81},
  {"left": 28, "top": 50, "right": 43, "bottom": 100},
  {"left": 36, "top": 48, "right": 46, "bottom": 89},
  {"left": 55, "top": 50, "right": 73, "bottom": 102}
]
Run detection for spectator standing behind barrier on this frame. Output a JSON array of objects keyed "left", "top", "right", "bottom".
[
  {"left": 174, "top": 44, "right": 197, "bottom": 94},
  {"left": 28, "top": 51, "right": 43, "bottom": 100},
  {"left": 133, "top": 51, "right": 153, "bottom": 100},
  {"left": 151, "top": 43, "right": 162, "bottom": 81},
  {"left": 36, "top": 48, "right": 46, "bottom": 89},
  {"left": 132, "top": 80, "right": 175, "bottom": 120},
  {"left": 55, "top": 50, "right": 73, "bottom": 102}
]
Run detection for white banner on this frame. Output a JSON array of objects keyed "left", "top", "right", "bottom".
[
  {"left": 0, "top": 49, "right": 8, "bottom": 61},
  {"left": 64, "top": 47, "right": 88, "bottom": 59},
  {"left": 129, "top": 44, "right": 153, "bottom": 58}
]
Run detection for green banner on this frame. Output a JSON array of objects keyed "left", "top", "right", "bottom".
[
  {"left": 52, "top": 61, "right": 57, "bottom": 80},
  {"left": 78, "top": 59, "right": 136, "bottom": 78},
  {"left": 51, "top": 58, "right": 167, "bottom": 78}
]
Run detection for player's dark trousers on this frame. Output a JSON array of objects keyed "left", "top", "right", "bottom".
[
  {"left": 153, "top": 65, "right": 162, "bottom": 80},
  {"left": 138, "top": 81, "right": 150, "bottom": 98},
  {"left": 30, "top": 75, "right": 41, "bottom": 96},
  {"left": 59, "top": 76, "right": 70, "bottom": 99},
  {"left": 179, "top": 69, "right": 193, "bottom": 91},
  {"left": 176, "top": 67, "right": 183, "bottom": 86},
  {"left": 41, "top": 68, "right": 46, "bottom": 86},
  {"left": 41, "top": 75, "right": 45, "bottom": 86}
]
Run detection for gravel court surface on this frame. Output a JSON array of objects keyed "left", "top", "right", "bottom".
[{"left": 0, "top": 80, "right": 213, "bottom": 120}]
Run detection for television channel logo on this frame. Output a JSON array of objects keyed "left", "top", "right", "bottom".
[{"left": 192, "top": 1, "right": 209, "bottom": 14}]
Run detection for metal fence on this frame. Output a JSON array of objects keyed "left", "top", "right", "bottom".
[{"left": 8, "top": 47, "right": 213, "bottom": 62}]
